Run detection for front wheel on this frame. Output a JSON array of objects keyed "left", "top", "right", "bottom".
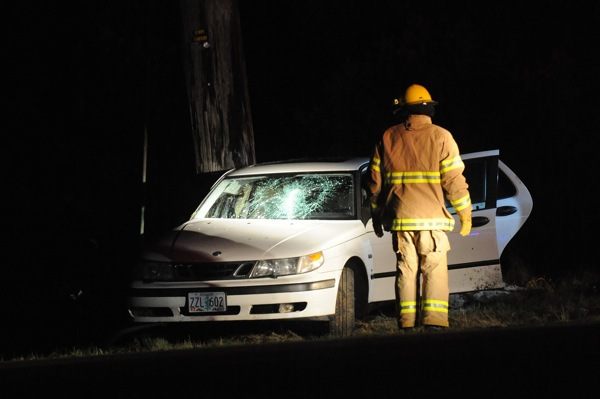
[{"left": 328, "top": 267, "right": 355, "bottom": 337}]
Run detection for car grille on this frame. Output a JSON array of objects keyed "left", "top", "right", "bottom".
[
  {"left": 169, "top": 261, "right": 255, "bottom": 281},
  {"left": 179, "top": 306, "right": 241, "bottom": 316}
]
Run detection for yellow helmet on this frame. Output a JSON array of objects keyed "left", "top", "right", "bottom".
[{"left": 393, "top": 83, "right": 438, "bottom": 108}]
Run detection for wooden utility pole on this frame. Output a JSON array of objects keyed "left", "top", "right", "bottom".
[{"left": 180, "top": 0, "right": 255, "bottom": 173}]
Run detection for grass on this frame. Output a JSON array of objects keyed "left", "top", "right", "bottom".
[
  {"left": 3, "top": 269, "right": 599, "bottom": 363},
  {"left": 355, "top": 270, "right": 600, "bottom": 334}
]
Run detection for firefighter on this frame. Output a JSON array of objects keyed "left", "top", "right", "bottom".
[{"left": 368, "top": 83, "right": 472, "bottom": 330}]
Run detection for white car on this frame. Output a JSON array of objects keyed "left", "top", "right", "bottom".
[{"left": 128, "top": 149, "right": 532, "bottom": 335}]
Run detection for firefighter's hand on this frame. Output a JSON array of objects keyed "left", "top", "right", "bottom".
[
  {"left": 372, "top": 215, "right": 384, "bottom": 238},
  {"left": 459, "top": 219, "right": 471, "bottom": 237},
  {"left": 373, "top": 221, "right": 384, "bottom": 238}
]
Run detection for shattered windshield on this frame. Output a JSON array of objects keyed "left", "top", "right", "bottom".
[{"left": 195, "top": 174, "right": 355, "bottom": 220}]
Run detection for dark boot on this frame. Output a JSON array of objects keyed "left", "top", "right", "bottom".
[{"left": 424, "top": 325, "right": 445, "bottom": 332}]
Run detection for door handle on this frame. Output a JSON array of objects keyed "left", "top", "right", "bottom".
[
  {"left": 497, "top": 206, "right": 517, "bottom": 216},
  {"left": 472, "top": 216, "right": 489, "bottom": 227}
]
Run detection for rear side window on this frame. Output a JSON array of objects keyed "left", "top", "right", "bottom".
[
  {"left": 446, "top": 157, "right": 499, "bottom": 213},
  {"left": 497, "top": 169, "right": 517, "bottom": 200},
  {"left": 460, "top": 158, "right": 516, "bottom": 208},
  {"left": 462, "top": 159, "right": 486, "bottom": 210}
]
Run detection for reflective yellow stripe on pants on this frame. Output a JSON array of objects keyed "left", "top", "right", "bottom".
[
  {"left": 422, "top": 299, "right": 448, "bottom": 313},
  {"left": 400, "top": 301, "right": 417, "bottom": 314}
]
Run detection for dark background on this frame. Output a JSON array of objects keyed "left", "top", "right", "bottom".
[{"left": 6, "top": 1, "right": 599, "bottom": 355}]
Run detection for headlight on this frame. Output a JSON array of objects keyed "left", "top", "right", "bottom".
[
  {"left": 250, "top": 252, "right": 324, "bottom": 278},
  {"left": 133, "top": 261, "right": 174, "bottom": 281}
]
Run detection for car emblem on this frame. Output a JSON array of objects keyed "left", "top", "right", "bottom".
[{"left": 212, "top": 251, "right": 222, "bottom": 257}]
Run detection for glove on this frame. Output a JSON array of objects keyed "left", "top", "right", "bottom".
[
  {"left": 373, "top": 219, "right": 384, "bottom": 238},
  {"left": 459, "top": 216, "right": 471, "bottom": 237},
  {"left": 372, "top": 211, "right": 384, "bottom": 238}
]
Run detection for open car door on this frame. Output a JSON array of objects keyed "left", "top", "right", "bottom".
[
  {"left": 448, "top": 150, "right": 502, "bottom": 292},
  {"left": 365, "top": 149, "right": 533, "bottom": 301}
]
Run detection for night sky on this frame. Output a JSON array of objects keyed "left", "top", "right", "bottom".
[{"left": 6, "top": 1, "right": 599, "bottom": 353}]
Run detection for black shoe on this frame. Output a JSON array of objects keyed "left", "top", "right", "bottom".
[
  {"left": 397, "top": 320, "right": 415, "bottom": 331},
  {"left": 397, "top": 322, "right": 415, "bottom": 332},
  {"left": 424, "top": 325, "right": 444, "bottom": 331}
]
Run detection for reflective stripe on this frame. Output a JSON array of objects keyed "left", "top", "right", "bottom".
[
  {"left": 391, "top": 218, "right": 455, "bottom": 231},
  {"left": 384, "top": 171, "right": 440, "bottom": 184},
  {"left": 440, "top": 155, "right": 465, "bottom": 174},
  {"left": 422, "top": 306, "right": 448, "bottom": 313},
  {"left": 371, "top": 157, "right": 380, "bottom": 172},
  {"left": 423, "top": 299, "right": 448, "bottom": 306},
  {"left": 422, "top": 299, "right": 449, "bottom": 313},
  {"left": 400, "top": 301, "right": 417, "bottom": 314},
  {"left": 450, "top": 194, "right": 472, "bottom": 212}
]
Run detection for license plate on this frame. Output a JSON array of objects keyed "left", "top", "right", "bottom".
[{"left": 188, "top": 292, "right": 227, "bottom": 313}]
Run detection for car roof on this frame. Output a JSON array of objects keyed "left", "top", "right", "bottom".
[
  {"left": 226, "top": 150, "right": 500, "bottom": 177},
  {"left": 228, "top": 157, "right": 370, "bottom": 176}
]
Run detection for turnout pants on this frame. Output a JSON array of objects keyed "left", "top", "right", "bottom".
[{"left": 393, "top": 230, "right": 450, "bottom": 328}]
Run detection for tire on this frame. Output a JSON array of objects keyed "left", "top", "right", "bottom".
[{"left": 328, "top": 267, "right": 355, "bottom": 337}]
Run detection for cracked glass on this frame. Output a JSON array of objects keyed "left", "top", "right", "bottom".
[{"left": 195, "top": 174, "right": 355, "bottom": 220}]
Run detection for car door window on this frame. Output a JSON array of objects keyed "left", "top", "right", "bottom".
[
  {"left": 359, "top": 167, "right": 372, "bottom": 224},
  {"left": 497, "top": 169, "right": 517, "bottom": 199},
  {"left": 446, "top": 156, "right": 499, "bottom": 214}
]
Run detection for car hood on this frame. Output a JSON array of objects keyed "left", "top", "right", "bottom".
[{"left": 142, "top": 219, "right": 363, "bottom": 262}]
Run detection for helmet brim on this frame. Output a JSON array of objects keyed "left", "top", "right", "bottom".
[
  {"left": 393, "top": 100, "right": 437, "bottom": 115},
  {"left": 404, "top": 100, "right": 438, "bottom": 106}
]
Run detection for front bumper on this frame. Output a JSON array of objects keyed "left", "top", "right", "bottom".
[{"left": 127, "top": 276, "right": 338, "bottom": 322}]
